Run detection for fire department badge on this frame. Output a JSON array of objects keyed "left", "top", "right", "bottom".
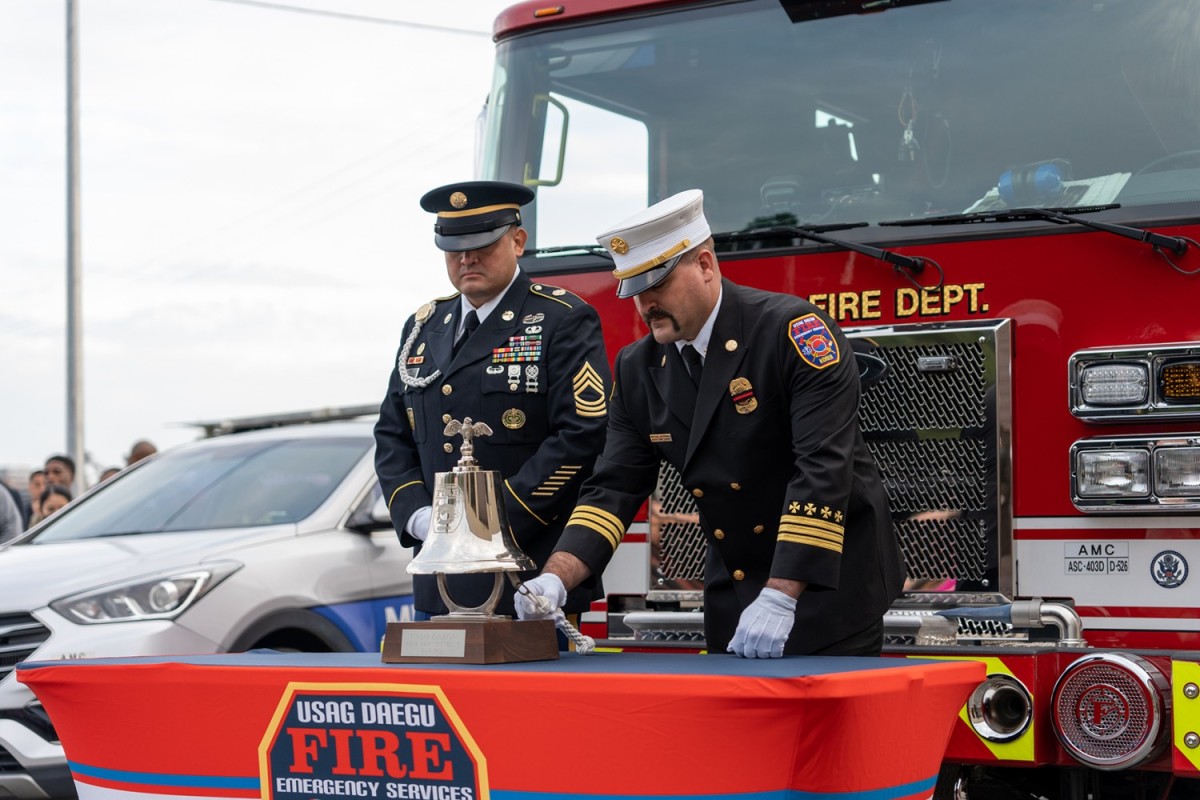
[
  {"left": 729, "top": 377, "right": 757, "bottom": 414},
  {"left": 789, "top": 313, "right": 841, "bottom": 369},
  {"left": 1151, "top": 550, "right": 1188, "bottom": 588},
  {"left": 610, "top": 236, "right": 629, "bottom": 255}
]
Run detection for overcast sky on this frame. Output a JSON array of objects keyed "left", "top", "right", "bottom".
[{"left": 1, "top": 0, "right": 514, "bottom": 481}]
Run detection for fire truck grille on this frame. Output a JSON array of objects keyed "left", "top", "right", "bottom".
[
  {"left": 649, "top": 321, "right": 1010, "bottom": 597},
  {"left": 654, "top": 462, "right": 705, "bottom": 582}
]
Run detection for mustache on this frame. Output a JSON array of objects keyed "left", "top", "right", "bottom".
[{"left": 641, "top": 308, "right": 680, "bottom": 331}]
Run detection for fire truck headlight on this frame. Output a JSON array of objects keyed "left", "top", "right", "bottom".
[
  {"left": 1154, "top": 447, "right": 1200, "bottom": 497},
  {"left": 1076, "top": 450, "right": 1150, "bottom": 497},
  {"left": 968, "top": 674, "right": 1033, "bottom": 743},
  {"left": 1052, "top": 653, "right": 1170, "bottom": 770},
  {"left": 1080, "top": 363, "right": 1149, "bottom": 406}
]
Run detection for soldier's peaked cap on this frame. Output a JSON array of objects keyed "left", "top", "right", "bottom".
[
  {"left": 596, "top": 189, "right": 711, "bottom": 298},
  {"left": 420, "top": 180, "right": 535, "bottom": 252}
]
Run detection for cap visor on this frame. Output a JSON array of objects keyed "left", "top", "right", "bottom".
[
  {"left": 435, "top": 225, "right": 511, "bottom": 253},
  {"left": 615, "top": 255, "right": 682, "bottom": 299}
]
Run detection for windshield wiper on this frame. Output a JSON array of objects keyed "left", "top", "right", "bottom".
[
  {"left": 715, "top": 223, "right": 944, "bottom": 290},
  {"left": 882, "top": 204, "right": 1197, "bottom": 273},
  {"left": 531, "top": 244, "right": 613, "bottom": 259}
]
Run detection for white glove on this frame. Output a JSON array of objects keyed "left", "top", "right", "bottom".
[
  {"left": 514, "top": 573, "right": 567, "bottom": 621},
  {"left": 727, "top": 587, "right": 797, "bottom": 659},
  {"left": 406, "top": 506, "right": 432, "bottom": 542}
]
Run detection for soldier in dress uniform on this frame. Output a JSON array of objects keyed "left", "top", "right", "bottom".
[
  {"left": 515, "top": 189, "right": 906, "bottom": 657},
  {"left": 374, "top": 181, "right": 612, "bottom": 624}
]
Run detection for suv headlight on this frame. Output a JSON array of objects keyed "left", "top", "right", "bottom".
[{"left": 50, "top": 562, "right": 241, "bottom": 624}]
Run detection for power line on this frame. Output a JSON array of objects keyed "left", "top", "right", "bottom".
[{"left": 207, "top": 0, "right": 491, "bottom": 37}]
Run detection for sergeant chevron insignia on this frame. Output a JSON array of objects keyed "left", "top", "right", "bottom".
[{"left": 573, "top": 361, "right": 608, "bottom": 418}]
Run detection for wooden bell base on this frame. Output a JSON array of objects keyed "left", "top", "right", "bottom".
[{"left": 381, "top": 618, "right": 558, "bottom": 664}]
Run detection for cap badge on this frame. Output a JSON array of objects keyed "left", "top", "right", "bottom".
[
  {"left": 610, "top": 237, "right": 629, "bottom": 255},
  {"left": 729, "top": 377, "right": 758, "bottom": 415},
  {"left": 502, "top": 408, "right": 526, "bottom": 430},
  {"left": 450, "top": 191, "right": 468, "bottom": 209}
]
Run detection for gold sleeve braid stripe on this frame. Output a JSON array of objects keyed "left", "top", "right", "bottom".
[
  {"left": 504, "top": 479, "right": 549, "bottom": 526},
  {"left": 573, "top": 362, "right": 608, "bottom": 418},
  {"left": 567, "top": 505, "right": 624, "bottom": 550},
  {"left": 778, "top": 514, "right": 844, "bottom": 553},
  {"left": 387, "top": 481, "right": 423, "bottom": 509},
  {"left": 532, "top": 466, "right": 582, "bottom": 497}
]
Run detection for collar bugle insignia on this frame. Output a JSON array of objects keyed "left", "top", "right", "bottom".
[
  {"left": 502, "top": 408, "right": 526, "bottom": 430},
  {"left": 414, "top": 302, "right": 434, "bottom": 323},
  {"left": 789, "top": 313, "right": 841, "bottom": 369},
  {"left": 522, "top": 313, "right": 544, "bottom": 324},
  {"left": 649, "top": 433, "right": 673, "bottom": 443},
  {"left": 729, "top": 377, "right": 758, "bottom": 414},
  {"left": 573, "top": 361, "right": 608, "bottom": 418}
]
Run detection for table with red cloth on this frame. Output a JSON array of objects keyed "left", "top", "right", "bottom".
[{"left": 18, "top": 651, "right": 983, "bottom": 800}]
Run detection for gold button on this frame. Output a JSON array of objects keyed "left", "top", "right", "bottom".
[
  {"left": 692, "top": 488, "right": 704, "bottom": 498},
  {"left": 714, "top": 529, "right": 725, "bottom": 540},
  {"left": 733, "top": 569, "right": 745, "bottom": 580},
  {"left": 442, "top": 414, "right": 451, "bottom": 423},
  {"left": 443, "top": 443, "right": 453, "bottom": 453},
  {"left": 730, "top": 482, "right": 741, "bottom": 491},
  {"left": 442, "top": 385, "right": 452, "bottom": 396},
  {"left": 753, "top": 525, "right": 764, "bottom": 534}
]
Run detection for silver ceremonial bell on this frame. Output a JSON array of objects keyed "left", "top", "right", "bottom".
[{"left": 408, "top": 417, "right": 536, "bottom": 577}]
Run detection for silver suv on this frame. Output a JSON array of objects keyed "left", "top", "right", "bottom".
[{"left": 0, "top": 418, "right": 412, "bottom": 799}]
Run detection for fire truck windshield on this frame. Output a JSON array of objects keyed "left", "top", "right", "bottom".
[{"left": 480, "top": 0, "right": 1200, "bottom": 254}]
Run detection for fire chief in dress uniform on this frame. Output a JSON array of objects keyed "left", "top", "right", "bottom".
[
  {"left": 516, "top": 189, "right": 906, "bottom": 657},
  {"left": 374, "top": 181, "right": 611, "bottom": 621}
]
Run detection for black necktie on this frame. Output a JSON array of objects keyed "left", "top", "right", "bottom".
[
  {"left": 453, "top": 309, "right": 479, "bottom": 357},
  {"left": 681, "top": 344, "right": 703, "bottom": 387}
]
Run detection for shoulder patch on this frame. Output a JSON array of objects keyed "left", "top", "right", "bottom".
[
  {"left": 530, "top": 283, "right": 580, "bottom": 309},
  {"left": 788, "top": 313, "right": 841, "bottom": 369}
]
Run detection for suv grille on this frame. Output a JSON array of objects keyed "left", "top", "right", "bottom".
[{"left": 0, "top": 612, "right": 51, "bottom": 682}]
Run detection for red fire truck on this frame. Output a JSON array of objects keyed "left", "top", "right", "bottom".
[{"left": 480, "top": 0, "right": 1200, "bottom": 796}]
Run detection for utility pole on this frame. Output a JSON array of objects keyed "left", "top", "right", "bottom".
[{"left": 66, "top": 0, "right": 85, "bottom": 496}]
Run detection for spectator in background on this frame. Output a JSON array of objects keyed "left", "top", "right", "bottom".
[
  {"left": 0, "top": 484, "right": 23, "bottom": 543},
  {"left": 99, "top": 467, "right": 121, "bottom": 483},
  {"left": 27, "top": 470, "right": 46, "bottom": 522},
  {"left": 44, "top": 455, "right": 76, "bottom": 488},
  {"left": 126, "top": 440, "right": 157, "bottom": 466},
  {"left": 32, "top": 485, "right": 72, "bottom": 525}
]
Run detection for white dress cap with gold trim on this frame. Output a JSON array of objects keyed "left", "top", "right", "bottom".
[{"left": 596, "top": 189, "right": 711, "bottom": 298}]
